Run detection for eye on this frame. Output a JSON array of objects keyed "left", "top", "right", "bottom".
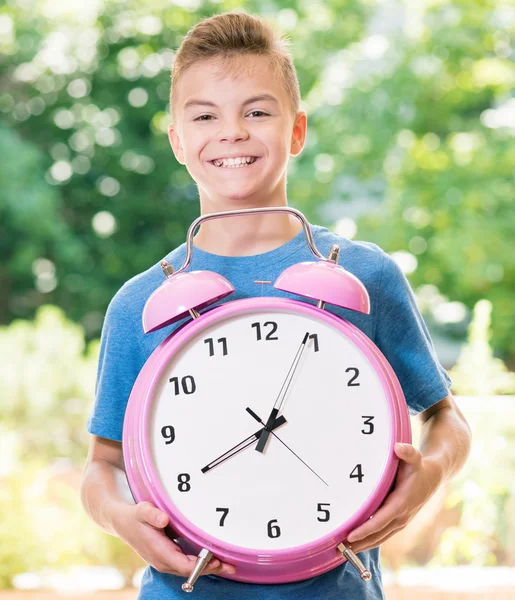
[
  {"left": 248, "top": 111, "right": 269, "bottom": 117},
  {"left": 193, "top": 111, "right": 270, "bottom": 122}
]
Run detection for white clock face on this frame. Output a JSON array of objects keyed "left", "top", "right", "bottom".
[{"left": 148, "top": 307, "right": 391, "bottom": 551}]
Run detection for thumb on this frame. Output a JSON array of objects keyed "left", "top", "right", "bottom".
[
  {"left": 154, "top": 511, "right": 170, "bottom": 528},
  {"left": 394, "top": 443, "right": 421, "bottom": 464},
  {"left": 136, "top": 501, "right": 169, "bottom": 528}
]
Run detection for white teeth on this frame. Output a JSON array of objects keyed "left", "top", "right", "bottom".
[{"left": 212, "top": 156, "right": 257, "bottom": 168}]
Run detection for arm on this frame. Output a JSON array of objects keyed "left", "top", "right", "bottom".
[
  {"left": 417, "top": 392, "right": 472, "bottom": 484},
  {"left": 346, "top": 392, "right": 472, "bottom": 552},
  {"left": 80, "top": 436, "right": 135, "bottom": 536},
  {"left": 80, "top": 435, "right": 236, "bottom": 576}
]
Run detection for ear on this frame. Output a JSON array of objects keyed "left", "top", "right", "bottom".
[
  {"left": 290, "top": 111, "right": 307, "bottom": 158},
  {"left": 168, "top": 123, "right": 185, "bottom": 165}
]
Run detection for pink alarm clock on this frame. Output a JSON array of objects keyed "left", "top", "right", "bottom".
[{"left": 122, "top": 206, "right": 411, "bottom": 593}]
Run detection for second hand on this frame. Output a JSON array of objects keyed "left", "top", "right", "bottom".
[{"left": 246, "top": 407, "right": 329, "bottom": 487}]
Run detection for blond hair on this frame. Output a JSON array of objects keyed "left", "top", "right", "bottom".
[{"left": 170, "top": 12, "right": 300, "bottom": 123}]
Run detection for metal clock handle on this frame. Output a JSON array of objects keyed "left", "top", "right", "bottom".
[
  {"left": 182, "top": 548, "right": 213, "bottom": 593},
  {"left": 337, "top": 542, "right": 372, "bottom": 581},
  {"left": 174, "top": 206, "right": 327, "bottom": 275},
  {"left": 180, "top": 543, "right": 372, "bottom": 591}
]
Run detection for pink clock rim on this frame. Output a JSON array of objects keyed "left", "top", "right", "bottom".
[{"left": 123, "top": 297, "right": 411, "bottom": 564}]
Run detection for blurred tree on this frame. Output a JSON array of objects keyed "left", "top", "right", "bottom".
[
  {"left": 0, "top": 306, "right": 144, "bottom": 587},
  {"left": 1, "top": 305, "right": 97, "bottom": 461},
  {"left": 449, "top": 299, "right": 515, "bottom": 395},
  {"left": 333, "top": 0, "right": 515, "bottom": 360},
  {"left": 0, "top": 0, "right": 370, "bottom": 339},
  {"left": 431, "top": 299, "right": 515, "bottom": 567},
  {"left": 0, "top": 122, "right": 85, "bottom": 324},
  {"left": 1, "top": 0, "right": 514, "bottom": 364}
]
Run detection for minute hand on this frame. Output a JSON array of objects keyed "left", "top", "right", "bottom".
[
  {"left": 255, "top": 332, "right": 310, "bottom": 453},
  {"left": 201, "top": 416, "right": 287, "bottom": 473}
]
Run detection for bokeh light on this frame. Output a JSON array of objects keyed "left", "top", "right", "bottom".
[{"left": 92, "top": 211, "right": 117, "bottom": 237}]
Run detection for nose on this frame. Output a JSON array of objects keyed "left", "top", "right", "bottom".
[{"left": 218, "top": 117, "right": 250, "bottom": 143}]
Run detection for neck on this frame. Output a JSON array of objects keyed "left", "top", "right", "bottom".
[{"left": 193, "top": 198, "right": 303, "bottom": 257}]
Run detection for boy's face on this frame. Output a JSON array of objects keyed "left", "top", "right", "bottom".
[{"left": 168, "top": 54, "right": 307, "bottom": 210}]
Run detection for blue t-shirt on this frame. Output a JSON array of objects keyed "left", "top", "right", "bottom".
[{"left": 87, "top": 223, "right": 451, "bottom": 600}]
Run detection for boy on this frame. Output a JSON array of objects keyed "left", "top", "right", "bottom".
[{"left": 80, "top": 11, "right": 472, "bottom": 600}]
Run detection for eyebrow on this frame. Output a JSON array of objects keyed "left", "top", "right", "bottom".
[{"left": 183, "top": 93, "right": 279, "bottom": 111}]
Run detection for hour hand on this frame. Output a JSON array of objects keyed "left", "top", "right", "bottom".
[
  {"left": 255, "top": 408, "right": 279, "bottom": 453},
  {"left": 201, "top": 416, "right": 287, "bottom": 474}
]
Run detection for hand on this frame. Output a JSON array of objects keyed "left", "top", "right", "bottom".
[
  {"left": 256, "top": 331, "right": 310, "bottom": 453},
  {"left": 201, "top": 416, "right": 287, "bottom": 473},
  {"left": 114, "top": 501, "right": 236, "bottom": 576},
  {"left": 345, "top": 443, "right": 443, "bottom": 553}
]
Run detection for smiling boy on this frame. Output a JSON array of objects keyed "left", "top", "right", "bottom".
[{"left": 80, "top": 11, "right": 472, "bottom": 600}]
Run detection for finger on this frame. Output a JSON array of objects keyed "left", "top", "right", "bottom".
[
  {"left": 350, "top": 524, "right": 405, "bottom": 554},
  {"left": 193, "top": 556, "right": 236, "bottom": 576},
  {"left": 133, "top": 505, "right": 236, "bottom": 576},
  {"left": 135, "top": 501, "right": 169, "bottom": 528},
  {"left": 184, "top": 555, "right": 221, "bottom": 574},
  {"left": 394, "top": 443, "right": 422, "bottom": 465},
  {"left": 347, "top": 498, "right": 403, "bottom": 543},
  {"left": 141, "top": 534, "right": 195, "bottom": 575},
  {"left": 150, "top": 538, "right": 237, "bottom": 577},
  {"left": 218, "top": 564, "right": 237, "bottom": 575},
  {"left": 152, "top": 542, "right": 221, "bottom": 577},
  {"left": 347, "top": 522, "right": 401, "bottom": 553}
]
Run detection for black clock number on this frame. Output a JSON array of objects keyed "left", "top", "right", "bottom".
[
  {"left": 205, "top": 337, "right": 228, "bottom": 357},
  {"left": 161, "top": 425, "right": 175, "bottom": 445},
  {"left": 362, "top": 416, "right": 375, "bottom": 434},
  {"left": 317, "top": 503, "right": 331, "bottom": 522},
  {"left": 267, "top": 519, "right": 281, "bottom": 538},
  {"left": 308, "top": 333, "right": 319, "bottom": 352},
  {"left": 216, "top": 507, "right": 229, "bottom": 527},
  {"left": 177, "top": 473, "right": 191, "bottom": 492},
  {"left": 350, "top": 464, "right": 364, "bottom": 483},
  {"left": 169, "top": 376, "right": 196, "bottom": 395},
  {"left": 346, "top": 367, "right": 360, "bottom": 386},
  {"left": 251, "top": 321, "right": 279, "bottom": 341}
]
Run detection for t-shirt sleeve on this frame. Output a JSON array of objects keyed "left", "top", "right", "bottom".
[
  {"left": 87, "top": 287, "right": 146, "bottom": 442},
  {"left": 374, "top": 252, "right": 452, "bottom": 416}
]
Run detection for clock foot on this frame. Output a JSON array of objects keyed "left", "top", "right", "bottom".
[
  {"left": 181, "top": 548, "right": 213, "bottom": 593},
  {"left": 337, "top": 542, "right": 372, "bottom": 581}
]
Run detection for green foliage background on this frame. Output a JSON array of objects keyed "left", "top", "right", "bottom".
[
  {"left": 1, "top": 0, "right": 515, "bottom": 589},
  {"left": 0, "top": 0, "right": 514, "bottom": 360}
]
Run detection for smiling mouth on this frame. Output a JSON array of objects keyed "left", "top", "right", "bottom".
[{"left": 209, "top": 157, "right": 261, "bottom": 169}]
